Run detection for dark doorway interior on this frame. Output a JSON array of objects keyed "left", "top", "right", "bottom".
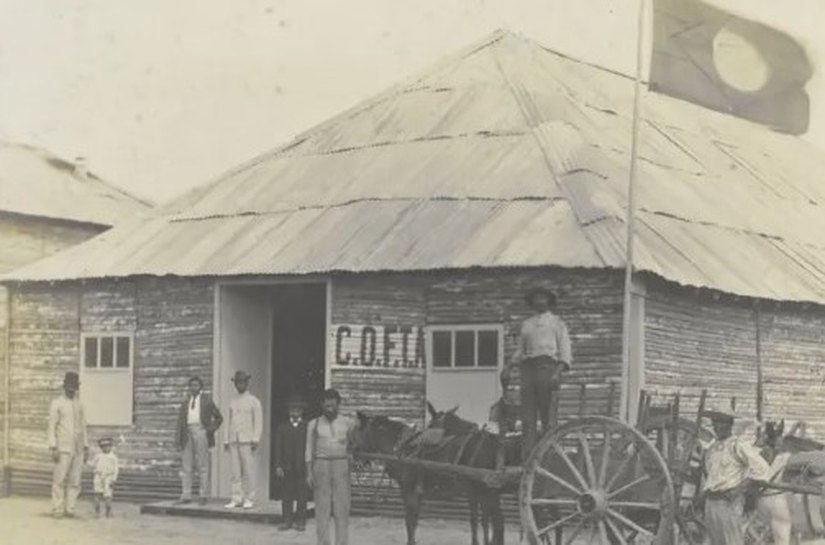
[{"left": 268, "top": 283, "right": 326, "bottom": 499}]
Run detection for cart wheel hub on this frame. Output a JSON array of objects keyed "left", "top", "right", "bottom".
[{"left": 578, "top": 490, "right": 607, "bottom": 516}]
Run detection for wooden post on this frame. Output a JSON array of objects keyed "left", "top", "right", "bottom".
[
  {"left": 754, "top": 306, "right": 764, "bottom": 422},
  {"left": 579, "top": 383, "right": 587, "bottom": 418},
  {"left": 606, "top": 381, "right": 617, "bottom": 417},
  {"left": 668, "top": 394, "right": 680, "bottom": 470}
]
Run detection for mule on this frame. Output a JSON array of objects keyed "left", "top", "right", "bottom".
[
  {"left": 426, "top": 402, "right": 505, "bottom": 545},
  {"left": 751, "top": 419, "right": 825, "bottom": 545},
  {"left": 352, "top": 409, "right": 517, "bottom": 545}
]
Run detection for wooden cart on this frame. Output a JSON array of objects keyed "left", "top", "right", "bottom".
[{"left": 357, "top": 385, "right": 825, "bottom": 545}]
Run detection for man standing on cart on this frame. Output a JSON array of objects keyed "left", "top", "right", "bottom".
[
  {"left": 697, "top": 405, "right": 770, "bottom": 545},
  {"left": 501, "top": 287, "right": 572, "bottom": 460}
]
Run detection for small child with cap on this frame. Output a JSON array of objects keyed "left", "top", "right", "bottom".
[
  {"left": 273, "top": 393, "right": 308, "bottom": 531},
  {"left": 92, "top": 437, "right": 118, "bottom": 517}
]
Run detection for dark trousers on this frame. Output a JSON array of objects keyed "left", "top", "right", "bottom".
[
  {"left": 282, "top": 469, "right": 307, "bottom": 523},
  {"left": 520, "top": 356, "right": 561, "bottom": 461}
]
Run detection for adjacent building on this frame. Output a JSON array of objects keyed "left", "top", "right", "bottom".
[
  {"left": 2, "top": 31, "right": 824, "bottom": 508},
  {"left": 0, "top": 142, "right": 152, "bottom": 491}
]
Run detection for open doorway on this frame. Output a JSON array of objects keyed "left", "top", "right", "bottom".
[
  {"left": 214, "top": 282, "right": 327, "bottom": 502},
  {"left": 268, "top": 283, "right": 327, "bottom": 499}
]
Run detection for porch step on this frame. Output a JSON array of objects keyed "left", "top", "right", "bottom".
[{"left": 140, "top": 498, "right": 315, "bottom": 524}]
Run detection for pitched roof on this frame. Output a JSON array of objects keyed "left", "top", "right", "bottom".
[
  {"left": 0, "top": 142, "right": 152, "bottom": 225},
  {"left": 4, "top": 30, "right": 825, "bottom": 305}
]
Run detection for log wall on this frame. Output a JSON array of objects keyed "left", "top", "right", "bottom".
[
  {"left": 329, "top": 268, "right": 625, "bottom": 424},
  {"left": 5, "top": 278, "right": 213, "bottom": 496},
  {"left": 0, "top": 211, "right": 105, "bottom": 488},
  {"left": 644, "top": 282, "right": 825, "bottom": 438}
]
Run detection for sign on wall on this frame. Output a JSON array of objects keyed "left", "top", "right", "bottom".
[{"left": 331, "top": 324, "right": 426, "bottom": 368}]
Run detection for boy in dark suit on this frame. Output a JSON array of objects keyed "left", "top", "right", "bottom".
[{"left": 273, "top": 393, "right": 308, "bottom": 531}]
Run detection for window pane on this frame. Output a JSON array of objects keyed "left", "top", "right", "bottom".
[
  {"left": 100, "top": 337, "right": 114, "bottom": 368},
  {"left": 84, "top": 337, "right": 98, "bottom": 368},
  {"left": 454, "top": 331, "right": 475, "bottom": 367},
  {"left": 432, "top": 331, "right": 452, "bottom": 367},
  {"left": 116, "top": 336, "right": 131, "bottom": 368},
  {"left": 477, "top": 330, "right": 499, "bottom": 367}
]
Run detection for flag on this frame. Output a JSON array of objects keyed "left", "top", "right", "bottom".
[{"left": 650, "top": 0, "right": 813, "bottom": 134}]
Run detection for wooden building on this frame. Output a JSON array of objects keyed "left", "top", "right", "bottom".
[
  {"left": 0, "top": 142, "right": 152, "bottom": 491},
  {"left": 2, "top": 32, "right": 824, "bottom": 508}
]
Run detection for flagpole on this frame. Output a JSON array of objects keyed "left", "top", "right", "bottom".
[{"left": 622, "top": 0, "right": 647, "bottom": 423}]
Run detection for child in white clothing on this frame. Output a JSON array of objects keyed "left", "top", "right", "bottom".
[{"left": 92, "top": 437, "right": 118, "bottom": 517}]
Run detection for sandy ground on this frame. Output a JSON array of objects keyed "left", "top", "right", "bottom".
[
  {"left": 0, "top": 496, "right": 522, "bottom": 545},
  {"left": 5, "top": 496, "right": 825, "bottom": 545}
]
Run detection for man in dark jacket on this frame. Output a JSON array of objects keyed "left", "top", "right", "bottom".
[
  {"left": 273, "top": 393, "right": 308, "bottom": 531},
  {"left": 176, "top": 376, "right": 223, "bottom": 505}
]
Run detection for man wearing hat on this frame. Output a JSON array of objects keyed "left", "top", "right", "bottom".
[
  {"left": 47, "top": 371, "right": 88, "bottom": 518},
  {"left": 697, "top": 404, "right": 770, "bottom": 545},
  {"left": 273, "top": 392, "right": 309, "bottom": 531},
  {"left": 176, "top": 376, "right": 223, "bottom": 505},
  {"left": 223, "top": 370, "right": 263, "bottom": 509},
  {"left": 501, "top": 287, "right": 572, "bottom": 460}
]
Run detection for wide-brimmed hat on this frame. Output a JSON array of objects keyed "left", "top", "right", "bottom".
[
  {"left": 98, "top": 437, "right": 113, "bottom": 448},
  {"left": 285, "top": 392, "right": 307, "bottom": 408},
  {"left": 702, "top": 405, "right": 737, "bottom": 421},
  {"left": 63, "top": 371, "right": 80, "bottom": 388},
  {"left": 231, "top": 370, "right": 251, "bottom": 383},
  {"left": 525, "top": 287, "right": 557, "bottom": 308}
]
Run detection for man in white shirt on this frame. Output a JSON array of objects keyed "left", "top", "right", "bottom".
[
  {"left": 306, "top": 389, "right": 356, "bottom": 545},
  {"left": 697, "top": 406, "right": 770, "bottom": 545},
  {"left": 176, "top": 376, "right": 223, "bottom": 504},
  {"left": 47, "top": 371, "right": 88, "bottom": 518},
  {"left": 501, "top": 287, "right": 572, "bottom": 460},
  {"left": 223, "top": 371, "right": 263, "bottom": 509}
]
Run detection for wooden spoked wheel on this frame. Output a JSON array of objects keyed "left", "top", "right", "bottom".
[{"left": 520, "top": 416, "right": 676, "bottom": 545}]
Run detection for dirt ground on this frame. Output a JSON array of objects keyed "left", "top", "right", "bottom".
[{"left": 0, "top": 496, "right": 522, "bottom": 545}]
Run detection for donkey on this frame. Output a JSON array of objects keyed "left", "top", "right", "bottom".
[
  {"left": 425, "top": 402, "right": 522, "bottom": 545},
  {"left": 351, "top": 413, "right": 425, "bottom": 545},
  {"left": 426, "top": 402, "right": 497, "bottom": 545},
  {"left": 352, "top": 410, "right": 515, "bottom": 545},
  {"left": 752, "top": 419, "right": 825, "bottom": 545}
]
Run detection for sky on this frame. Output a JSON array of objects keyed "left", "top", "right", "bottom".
[{"left": 1, "top": 0, "right": 824, "bottom": 204}]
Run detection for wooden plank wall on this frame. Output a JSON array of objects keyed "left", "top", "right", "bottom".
[
  {"left": 330, "top": 268, "right": 625, "bottom": 498},
  {"left": 424, "top": 269, "right": 625, "bottom": 418},
  {"left": 6, "top": 278, "right": 214, "bottom": 494},
  {"left": 331, "top": 269, "right": 624, "bottom": 420},
  {"left": 644, "top": 283, "right": 825, "bottom": 439},
  {"left": 760, "top": 306, "right": 825, "bottom": 438}
]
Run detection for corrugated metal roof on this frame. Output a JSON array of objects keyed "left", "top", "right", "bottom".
[
  {"left": 0, "top": 142, "right": 152, "bottom": 225},
  {"left": 4, "top": 30, "right": 825, "bottom": 305}
]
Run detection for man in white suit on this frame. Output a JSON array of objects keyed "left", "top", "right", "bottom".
[
  {"left": 47, "top": 371, "right": 88, "bottom": 518},
  {"left": 223, "top": 371, "right": 263, "bottom": 509}
]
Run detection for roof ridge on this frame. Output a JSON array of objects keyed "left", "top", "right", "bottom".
[{"left": 169, "top": 195, "right": 564, "bottom": 222}]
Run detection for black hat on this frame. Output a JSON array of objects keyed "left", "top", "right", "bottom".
[
  {"left": 231, "top": 370, "right": 251, "bottom": 383},
  {"left": 285, "top": 392, "right": 307, "bottom": 408},
  {"left": 98, "top": 437, "right": 113, "bottom": 447},
  {"left": 525, "top": 287, "right": 557, "bottom": 309},
  {"left": 63, "top": 372, "right": 80, "bottom": 387}
]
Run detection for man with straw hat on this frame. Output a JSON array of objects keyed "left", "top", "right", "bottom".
[
  {"left": 274, "top": 392, "right": 309, "bottom": 531},
  {"left": 697, "top": 403, "right": 770, "bottom": 545},
  {"left": 501, "top": 286, "right": 572, "bottom": 461},
  {"left": 223, "top": 370, "right": 263, "bottom": 510},
  {"left": 47, "top": 371, "right": 88, "bottom": 518}
]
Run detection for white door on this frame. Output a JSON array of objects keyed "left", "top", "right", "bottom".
[
  {"left": 425, "top": 325, "right": 504, "bottom": 425},
  {"left": 214, "top": 286, "right": 273, "bottom": 500}
]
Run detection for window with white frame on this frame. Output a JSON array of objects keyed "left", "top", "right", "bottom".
[
  {"left": 80, "top": 333, "right": 134, "bottom": 425},
  {"left": 428, "top": 325, "right": 503, "bottom": 369}
]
